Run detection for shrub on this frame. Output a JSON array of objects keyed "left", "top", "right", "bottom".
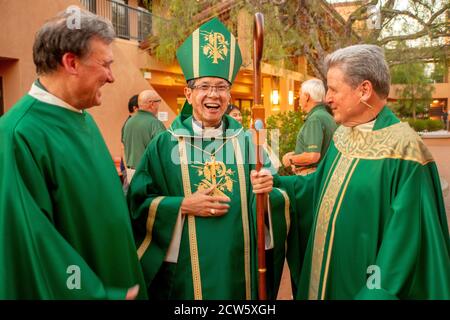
[
  {"left": 405, "top": 118, "right": 444, "bottom": 132},
  {"left": 266, "top": 111, "right": 304, "bottom": 176},
  {"left": 427, "top": 119, "right": 444, "bottom": 131}
]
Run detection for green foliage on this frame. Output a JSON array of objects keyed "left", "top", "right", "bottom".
[
  {"left": 430, "top": 61, "right": 447, "bottom": 83},
  {"left": 266, "top": 110, "right": 304, "bottom": 176},
  {"left": 390, "top": 60, "right": 434, "bottom": 119},
  {"left": 405, "top": 118, "right": 444, "bottom": 132},
  {"left": 143, "top": 0, "right": 448, "bottom": 78},
  {"left": 241, "top": 107, "right": 251, "bottom": 130},
  {"left": 142, "top": 0, "right": 205, "bottom": 64}
]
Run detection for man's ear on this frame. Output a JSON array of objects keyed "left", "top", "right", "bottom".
[
  {"left": 360, "top": 80, "right": 373, "bottom": 101},
  {"left": 61, "top": 52, "right": 79, "bottom": 75},
  {"left": 184, "top": 87, "right": 193, "bottom": 104}
]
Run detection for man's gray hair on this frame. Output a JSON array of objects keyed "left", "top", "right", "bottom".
[
  {"left": 324, "top": 44, "right": 390, "bottom": 98},
  {"left": 301, "top": 78, "right": 325, "bottom": 102},
  {"left": 187, "top": 79, "right": 197, "bottom": 88},
  {"left": 33, "top": 8, "right": 115, "bottom": 75}
]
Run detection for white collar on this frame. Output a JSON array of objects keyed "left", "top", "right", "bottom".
[
  {"left": 28, "top": 82, "right": 82, "bottom": 113},
  {"left": 354, "top": 119, "right": 376, "bottom": 132},
  {"left": 192, "top": 119, "right": 224, "bottom": 138}
]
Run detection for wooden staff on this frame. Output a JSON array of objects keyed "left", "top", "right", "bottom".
[{"left": 252, "top": 12, "right": 267, "bottom": 301}]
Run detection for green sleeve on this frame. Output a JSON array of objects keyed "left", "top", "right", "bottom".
[
  {"left": 295, "top": 118, "right": 323, "bottom": 154},
  {"left": 355, "top": 162, "right": 450, "bottom": 300},
  {"left": 149, "top": 120, "right": 166, "bottom": 141},
  {"left": 0, "top": 134, "right": 128, "bottom": 299},
  {"left": 127, "top": 135, "right": 183, "bottom": 288}
]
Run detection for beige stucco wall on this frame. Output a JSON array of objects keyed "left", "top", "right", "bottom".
[
  {"left": 389, "top": 82, "right": 450, "bottom": 101},
  {"left": 0, "top": 0, "right": 80, "bottom": 109},
  {"left": 0, "top": 0, "right": 176, "bottom": 158},
  {"left": 90, "top": 38, "right": 177, "bottom": 156}
]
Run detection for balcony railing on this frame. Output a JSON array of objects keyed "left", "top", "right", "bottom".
[{"left": 80, "top": 0, "right": 152, "bottom": 41}]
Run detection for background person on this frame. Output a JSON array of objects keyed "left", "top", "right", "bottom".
[
  {"left": 282, "top": 79, "right": 337, "bottom": 175},
  {"left": 123, "top": 89, "right": 166, "bottom": 184}
]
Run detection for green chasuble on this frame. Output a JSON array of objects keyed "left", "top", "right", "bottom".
[
  {"left": 127, "top": 114, "right": 290, "bottom": 300},
  {"left": 279, "top": 106, "right": 450, "bottom": 300},
  {"left": 0, "top": 83, "right": 147, "bottom": 299}
]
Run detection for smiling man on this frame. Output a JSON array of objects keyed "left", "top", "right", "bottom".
[
  {"left": 0, "top": 9, "right": 146, "bottom": 299},
  {"left": 280, "top": 44, "right": 450, "bottom": 300},
  {"left": 127, "top": 17, "right": 291, "bottom": 300}
]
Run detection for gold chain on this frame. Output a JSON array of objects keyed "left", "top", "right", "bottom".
[{"left": 184, "top": 138, "right": 230, "bottom": 158}]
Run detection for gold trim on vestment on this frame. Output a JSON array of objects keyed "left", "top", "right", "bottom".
[
  {"left": 334, "top": 122, "right": 434, "bottom": 165},
  {"left": 228, "top": 34, "right": 236, "bottom": 82},
  {"left": 232, "top": 137, "right": 251, "bottom": 300},
  {"left": 178, "top": 137, "right": 203, "bottom": 300},
  {"left": 192, "top": 29, "right": 200, "bottom": 78},
  {"left": 137, "top": 196, "right": 165, "bottom": 260},
  {"left": 320, "top": 159, "right": 360, "bottom": 300},
  {"left": 317, "top": 153, "right": 341, "bottom": 209},
  {"left": 308, "top": 154, "right": 355, "bottom": 300}
]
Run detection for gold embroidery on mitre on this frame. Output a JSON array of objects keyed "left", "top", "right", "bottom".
[
  {"left": 334, "top": 122, "right": 434, "bottom": 165},
  {"left": 201, "top": 30, "right": 229, "bottom": 64},
  {"left": 193, "top": 156, "right": 235, "bottom": 197}
]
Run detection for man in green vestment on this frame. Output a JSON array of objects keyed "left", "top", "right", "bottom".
[
  {"left": 127, "top": 17, "right": 291, "bottom": 300},
  {"left": 279, "top": 44, "right": 450, "bottom": 299},
  {"left": 0, "top": 9, "right": 146, "bottom": 299}
]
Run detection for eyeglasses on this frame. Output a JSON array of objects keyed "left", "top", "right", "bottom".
[{"left": 190, "top": 84, "right": 230, "bottom": 94}]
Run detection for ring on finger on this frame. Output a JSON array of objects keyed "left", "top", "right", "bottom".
[{"left": 210, "top": 208, "right": 216, "bottom": 216}]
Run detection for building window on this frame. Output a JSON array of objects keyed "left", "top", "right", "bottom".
[
  {"left": 112, "top": 0, "right": 129, "bottom": 40},
  {"left": 138, "top": 6, "right": 152, "bottom": 41},
  {"left": 80, "top": 0, "right": 96, "bottom": 13}
]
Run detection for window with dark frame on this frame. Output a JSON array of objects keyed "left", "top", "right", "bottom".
[
  {"left": 112, "top": 0, "right": 130, "bottom": 40},
  {"left": 80, "top": 0, "right": 96, "bottom": 13}
]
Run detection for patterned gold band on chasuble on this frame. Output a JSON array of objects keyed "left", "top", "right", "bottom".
[
  {"left": 319, "top": 158, "right": 359, "bottom": 300},
  {"left": 334, "top": 122, "right": 434, "bottom": 165},
  {"left": 137, "top": 196, "right": 165, "bottom": 260},
  {"left": 178, "top": 137, "right": 203, "bottom": 300},
  {"left": 231, "top": 137, "right": 252, "bottom": 300},
  {"left": 308, "top": 154, "right": 359, "bottom": 300}
]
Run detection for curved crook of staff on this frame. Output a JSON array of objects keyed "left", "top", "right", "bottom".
[{"left": 252, "top": 12, "right": 267, "bottom": 301}]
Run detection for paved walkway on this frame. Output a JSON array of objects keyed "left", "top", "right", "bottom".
[
  {"left": 423, "top": 138, "right": 450, "bottom": 219},
  {"left": 276, "top": 137, "right": 450, "bottom": 300}
]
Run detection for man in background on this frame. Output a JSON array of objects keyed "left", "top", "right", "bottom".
[
  {"left": 282, "top": 78, "right": 337, "bottom": 175},
  {"left": 120, "top": 94, "right": 138, "bottom": 187},
  {"left": 123, "top": 89, "right": 166, "bottom": 184}
]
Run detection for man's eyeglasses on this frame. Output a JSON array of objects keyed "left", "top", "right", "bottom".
[{"left": 190, "top": 84, "right": 230, "bottom": 94}]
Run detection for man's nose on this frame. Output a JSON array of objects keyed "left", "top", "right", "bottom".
[
  {"left": 106, "top": 68, "right": 115, "bottom": 83},
  {"left": 207, "top": 86, "right": 220, "bottom": 97}
]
